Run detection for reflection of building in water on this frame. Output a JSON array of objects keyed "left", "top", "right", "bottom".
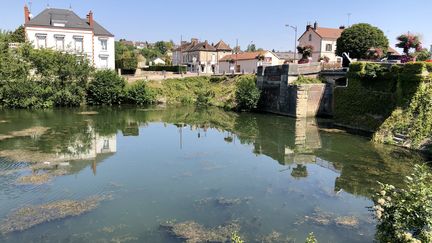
[{"left": 58, "top": 126, "right": 116, "bottom": 161}]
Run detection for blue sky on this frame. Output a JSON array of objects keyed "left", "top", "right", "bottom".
[{"left": 1, "top": 0, "right": 431, "bottom": 52}]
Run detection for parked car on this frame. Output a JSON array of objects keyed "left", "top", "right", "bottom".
[{"left": 381, "top": 55, "right": 403, "bottom": 63}]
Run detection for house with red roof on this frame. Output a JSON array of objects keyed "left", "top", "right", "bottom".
[{"left": 298, "top": 22, "right": 345, "bottom": 63}]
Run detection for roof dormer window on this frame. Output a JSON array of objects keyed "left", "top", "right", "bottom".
[{"left": 52, "top": 20, "right": 67, "bottom": 27}]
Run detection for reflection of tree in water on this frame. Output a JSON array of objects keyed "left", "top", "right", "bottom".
[
  {"left": 291, "top": 164, "right": 308, "bottom": 179},
  {"left": 0, "top": 106, "right": 428, "bottom": 199}
]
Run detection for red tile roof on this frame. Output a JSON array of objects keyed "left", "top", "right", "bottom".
[
  {"left": 314, "top": 27, "right": 344, "bottom": 39},
  {"left": 220, "top": 51, "right": 266, "bottom": 61}
]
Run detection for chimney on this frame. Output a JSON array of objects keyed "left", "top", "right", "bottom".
[
  {"left": 339, "top": 26, "right": 345, "bottom": 29},
  {"left": 87, "top": 11, "right": 94, "bottom": 28},
  {"left": 306, "top": 24, "right": 312, "bottom": 31},
  {"left": 191, "top": 38, "right": 198, "bottom": 44},
  {"left": 24, "top": 5, "right": 30, "bottom": 24},
  {"left": 313, "top": 21, "right": 318, "bottom": 30}
]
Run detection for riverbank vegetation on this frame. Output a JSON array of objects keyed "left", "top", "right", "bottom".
[
  {"left": 335, "top": 62, "right": 432, "bottom": 151},
  {"left": 373, "top": 164, "right": 432, "bottom": 243},
  {"left": 0, "top": 34, "right": 260, "bottom": 111}
]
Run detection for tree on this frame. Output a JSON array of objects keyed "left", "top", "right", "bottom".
[
  {"left": 396, "top": 34, "right": 422, "bottom": 57},
  {"left": 115, "top": 41, "right": 137, "bottom": 70},
  {"left": 297, "top": 45, "right": 314, "bottom": 62},
  {"left": 336, "top": 23, "right": 389, "bottom": 59},
  {"left": 415, "top": 48, "right": 431, "bottom": 61},
  {"left": 10, "top": 26, "right": 25, "bottom": 43},
  {"left": 246, "top": 44, "right": 256, "bottom": 52},
  {"left": 154, "top": 41, "right": 173, "bottom": 55}
]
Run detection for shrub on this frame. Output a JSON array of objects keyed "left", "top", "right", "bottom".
[
  {"left": 0, "top": 80, "right": 53, "bottom": 109},
  {"left": 195, "top": 86, "right": 215, "bottom": 106},
  {"left": 373, "top": 164, "right": 432, "bottom": 243},
  {"left": 305, "top": 232, "right": 318, "bottom": 243},
  {"left": 125, "top": 80, "right": 157, "bottom": 105},
  {"left": 235, "top": 75, "right": 260, "bottom": 111},
  {"left": 86, "top": 70, "right": 126, "bottom": 105}
]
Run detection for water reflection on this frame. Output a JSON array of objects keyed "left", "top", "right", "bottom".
[
  {"left": 0, "top": 106, "right": 426, "bottom": 199},
  {"left": 0, "top": 106, "right": 428, "bottom": 242}
]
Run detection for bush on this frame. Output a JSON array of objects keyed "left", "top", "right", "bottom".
[
  {"left": 373, "top": 164, "right": 432, "bottom": 243},
  {"left": 195, "top": 86, "right": 215, "bottom": 106},
  {"left": 235, "top": 76, "right": 260, "bottom": 111},
  {"left": 0, "top": 80, "right": 53, "bottom": 109},
  {"left": 86, "top": 70, "right": 126, "bottom": 105},
  {"left": 125, "top": 80, "right": 157, "bottom": 105}
]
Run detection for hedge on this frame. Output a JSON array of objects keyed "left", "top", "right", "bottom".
[{"left": 143, "top": 65, "right": 187, "bottom": 73}]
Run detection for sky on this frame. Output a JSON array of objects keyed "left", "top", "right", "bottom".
[{"left": 1, "top": 0, "right": 431, "bottom": 52}]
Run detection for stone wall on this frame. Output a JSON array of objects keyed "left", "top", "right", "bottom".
[{"left": 257, "top": 64, "right": 333, "bottom": 118}]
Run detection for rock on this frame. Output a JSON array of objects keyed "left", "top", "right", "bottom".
[{"left": 335, "top": 216, "right": 359, "bottom": 227}]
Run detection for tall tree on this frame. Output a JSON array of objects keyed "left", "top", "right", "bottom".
[
  {"left": 246, "top": 44, "right": 257, "bottom": 52},
  {"left": 396, "top": 34, "right": 422, "bottom": 55},
  {"left": 336, "top": 23, "right": 389, "bottom": 59}
]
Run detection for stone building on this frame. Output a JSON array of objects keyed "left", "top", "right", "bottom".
[{"left": 172, "top": 39, "right": 232, "bottom": 73}]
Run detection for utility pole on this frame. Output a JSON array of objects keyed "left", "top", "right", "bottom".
[
  {"left": 235, "top": 39, "right": 238, "bottom": 73},
  {"left": 285, "top": 24, "right": 298, "bottom": 63}
]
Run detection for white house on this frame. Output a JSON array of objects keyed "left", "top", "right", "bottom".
[
  {"left": 219, "top": 51, "right": 280, "bottom": 74},
  {"left": 298, "top": 22, "right": 344, "bottom": 63},
  {"left": 24, "top": 5, "right": 115, "bottom": 70},
  {"left": 151, "top": 57, "right": 166, "bottom": 66}
]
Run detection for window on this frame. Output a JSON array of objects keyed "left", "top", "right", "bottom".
[
  {"left": 55, "top": 36, "right": 64, "bottom": 51},
  {"left": 326, "top": 44, "right": 332, "bottom": 52},
  {"left": 74, "top": 36, "right": 83, "bottom": 52},
  {"left": 100, "top": 39, "right": 108, "bottom": 51},
  {"left": 36, "top": 34, "right": 46, "bottom": 48},
  {"left": 100, "top": 56, "right": 108, "bottom": 68},
  {"left": 308, "top": 34, "right": 312, "bottom": 41}
]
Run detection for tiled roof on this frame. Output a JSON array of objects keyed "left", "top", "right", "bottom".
[
  {"left": 220, "top": 51, "right": 267, "bottom": 61},
  {"left": 314, "top": 27, "right": 344, "bottom": 39},
  {"left": 214, "top": 40, "right": 232, "bottom": 51},
  {"left": 388, "top": 46, "right": 400, "bottom": 55},
  {"left": 186, "top": 41, "right": 217, "bottom": 52},
  {"left": 25, "top": 8, "right": 113, "bottom": 36}
]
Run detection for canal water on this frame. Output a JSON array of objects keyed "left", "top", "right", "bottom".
[{"left": 0, "top": 106, "right": 428, "bottom": 242}]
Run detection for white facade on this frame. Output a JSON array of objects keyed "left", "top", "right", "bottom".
[
  {"left": 26, "top": 27, "right": 115, "bottom": 70},
  {"left": 219, "top": 51, "right": 280, "bottom": 74},
  {"left": 298, "top": 24, "right": 343, "bottom": 63},
  {"left": 24, "top": 7, "right": 115, "bottom": 70}
]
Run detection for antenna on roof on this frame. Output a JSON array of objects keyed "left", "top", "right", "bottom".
[
  {"left": 28, "top": 0, "right": 33, "bottom": 11},
  {"left": 69, "top": 3, "right": 72, "bottom": 10}
]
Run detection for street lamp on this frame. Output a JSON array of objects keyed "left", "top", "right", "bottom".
[{"left": 285, "top": 24, "right": 298, "bottom": 63}]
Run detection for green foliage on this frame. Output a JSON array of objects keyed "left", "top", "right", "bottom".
[
  {"left": 86, "top": 70, "right": 126, "bottom": 105},
  {"left": 245, "top": 43, "right": 257, "bottom": 52},
  {"left": 125, "top": 80, "right": 157, "bottom": 105},
  {"left": 292, "top": 76, "right": 323, "bottom": 85},
  {"left": 195, "top": 84, "right": 215, "bottom": 106},
  {"left": 235, "top": 75, "right": 261, "bottom": 111},
  {"left": 305, "top": 232, "right": 318, "bottom": 243},
  {"left": 0, "top": 43, "right": 91, "bottom": 109},
  {"left": 415, "top": 49, "right": 431, "bottom": 61},
  {"left": 115, "top": 41, "right": 137, "bottom": 71},
  {"left": 154, "top": 41, "right": 173, "bottom": 55},
  {"left": 144, "top": 65, "right": 186, "bottom": 73},
  {"left": 10, "top": 26, "right": 25, "bottom": 43},
  {"left": 336, "top": 23, "right": 389, "bottom": 59},
  {"left": 373, "top": 164, "right": 432, "bottom": 243}
]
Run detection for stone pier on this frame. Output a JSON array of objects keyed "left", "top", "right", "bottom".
[{"left": 257, "top": 64, "right": 334, "bottom": 118}]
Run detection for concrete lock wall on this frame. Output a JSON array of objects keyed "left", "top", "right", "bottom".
[{"left": 257, "top": 64, "right": 333, "bottom": 118}]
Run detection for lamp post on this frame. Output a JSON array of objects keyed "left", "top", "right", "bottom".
[{"left": 285, "top": 24, "right": 298, "bottom": 63}]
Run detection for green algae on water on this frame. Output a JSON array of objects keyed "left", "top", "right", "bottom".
[{"left": 0, "top": 196, "right": 108, "bottom": 234}]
